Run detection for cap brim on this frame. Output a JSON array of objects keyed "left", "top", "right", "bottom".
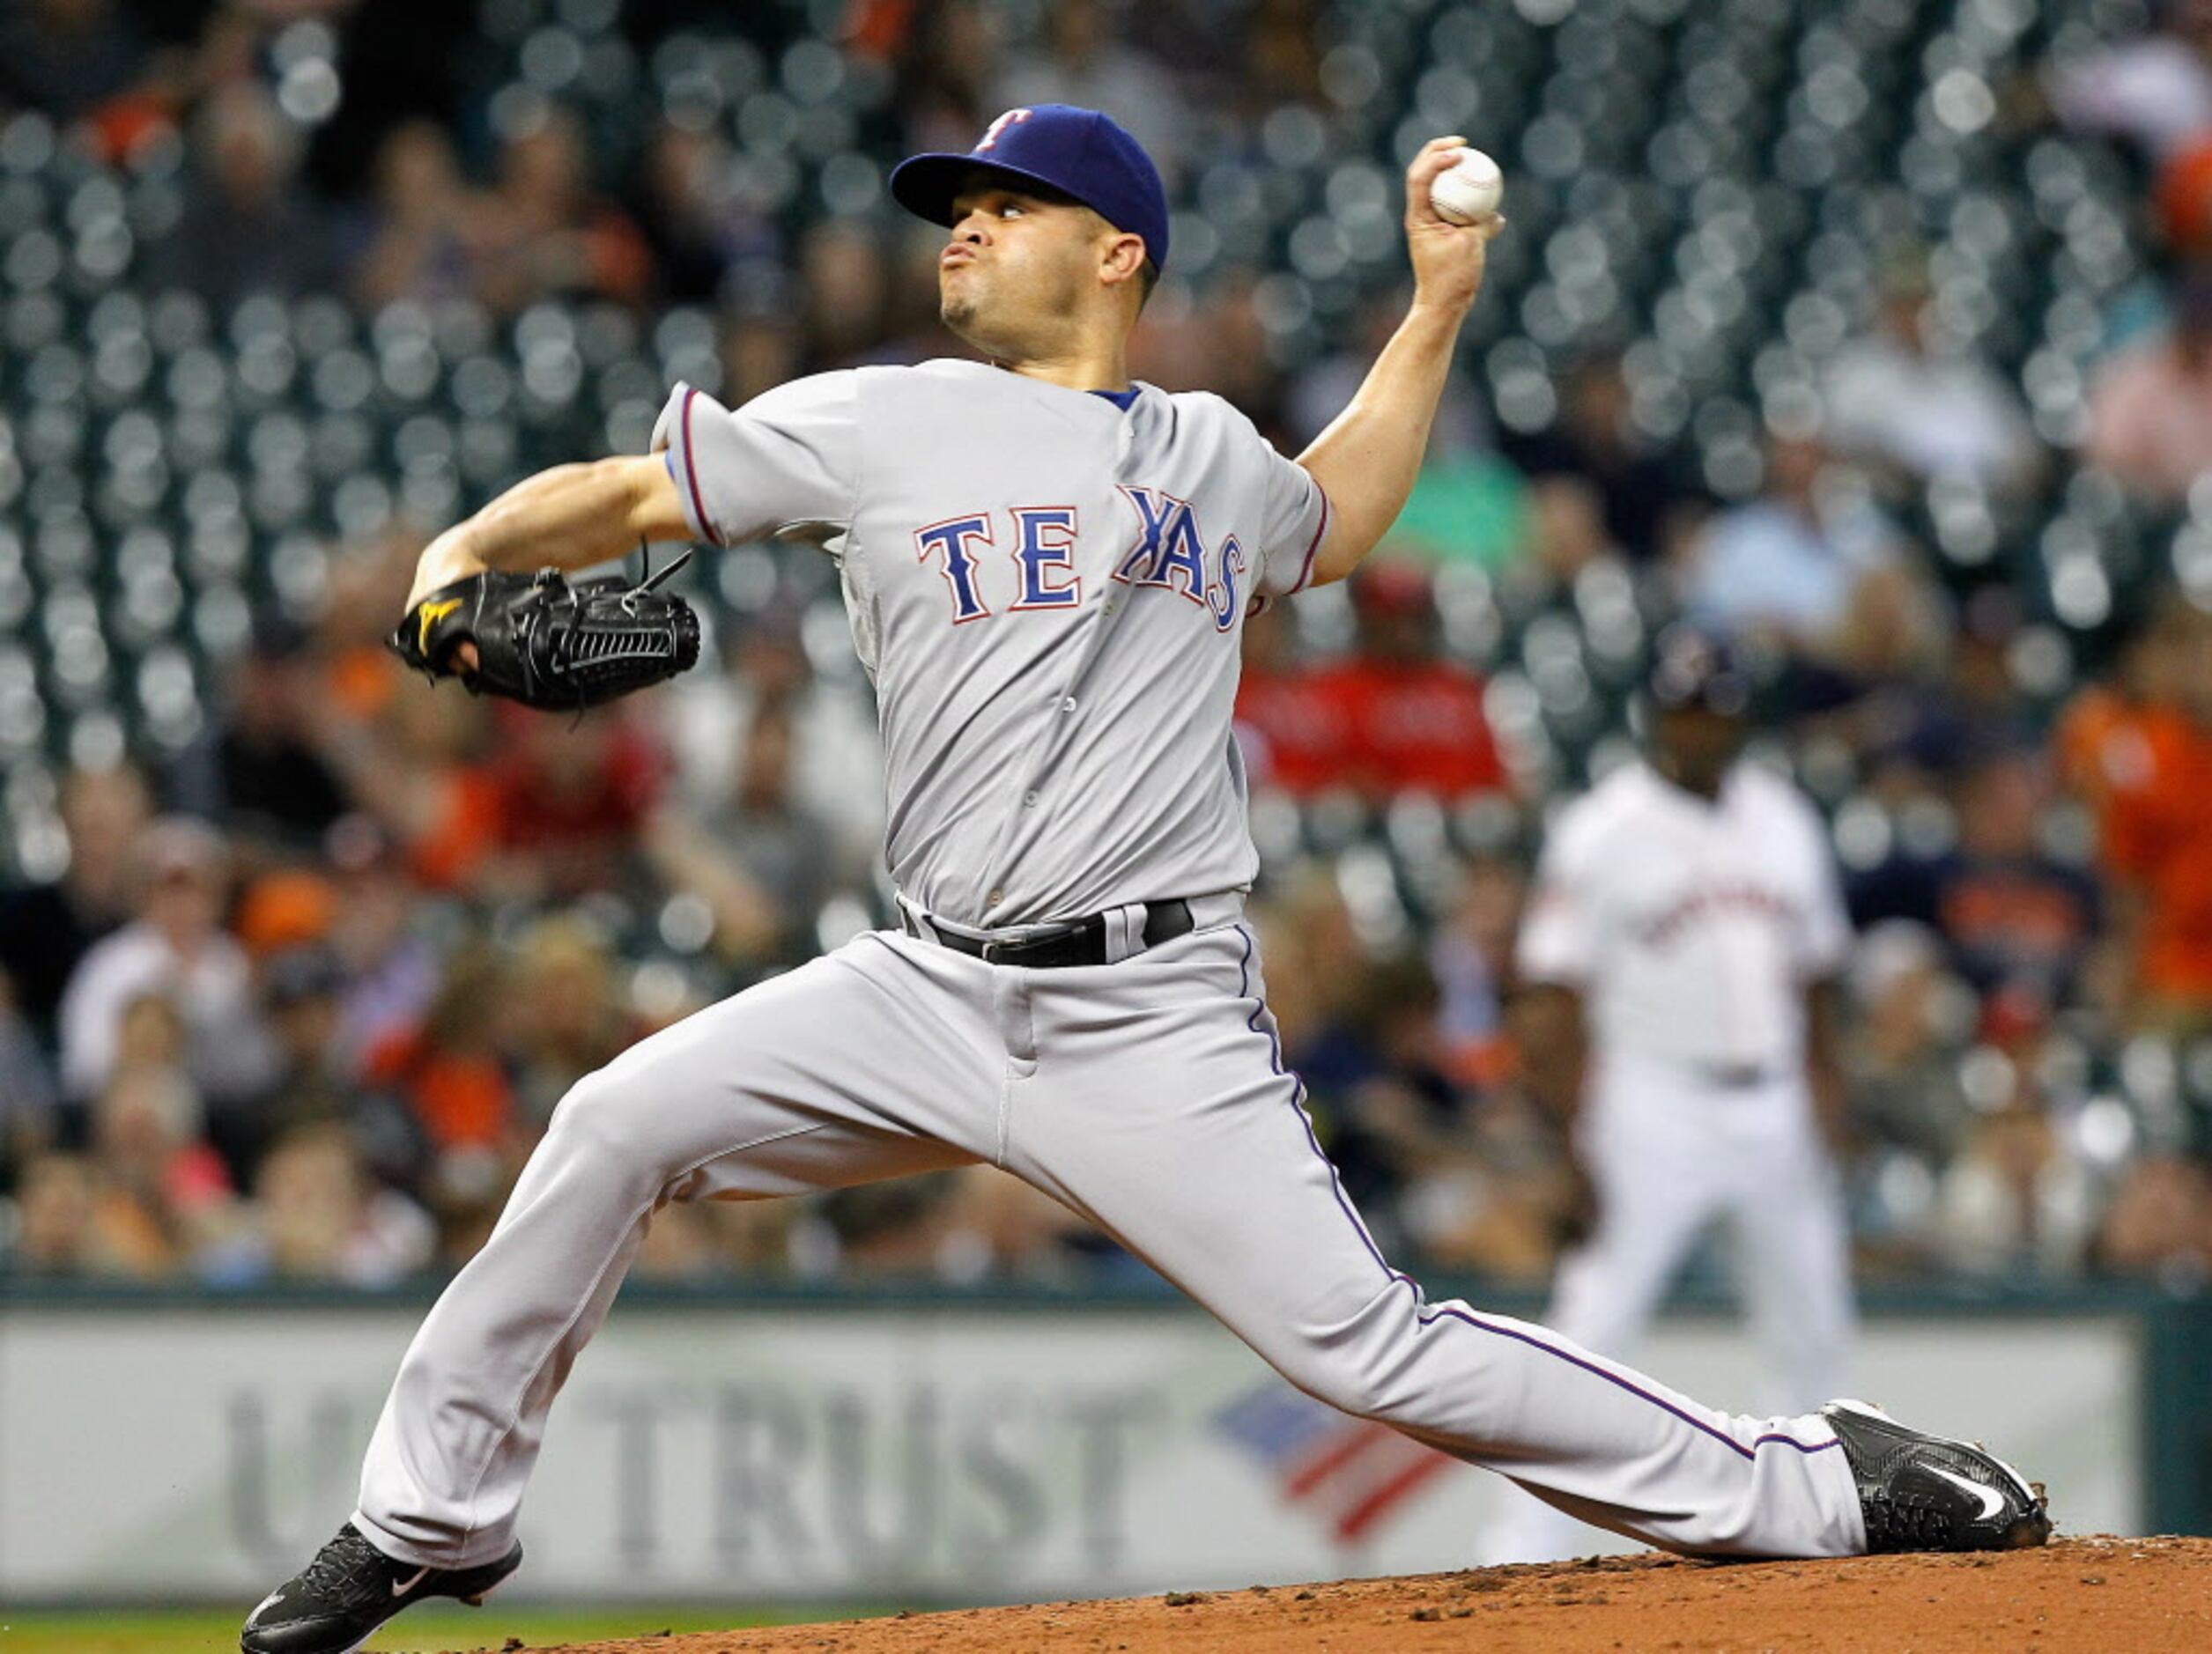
[{"left": 889, "top": 153, "right": 1087, "bottom": 228}]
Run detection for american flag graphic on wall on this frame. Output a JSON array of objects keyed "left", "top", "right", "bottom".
[{"left": 1214, "top": 1382, "right": 1459, "bottom": 1546}]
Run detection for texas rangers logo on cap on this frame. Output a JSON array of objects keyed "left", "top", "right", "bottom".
[
  {"left": 974, "top": 107, "right": 1033, "bottom": 151},
  {"left": 890, "top": 102, "right": 1172, "bottom": 272}
]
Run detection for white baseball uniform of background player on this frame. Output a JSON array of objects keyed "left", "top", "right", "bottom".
[
  {"left": 1493, "top": 639, "right": 1857, "bottom": 1562},
  {"left": 246, "top": 107, "right": 1896, "bottom": 1654}
]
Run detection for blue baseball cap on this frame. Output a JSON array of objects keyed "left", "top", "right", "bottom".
[
  {"left": 890, "top": 104, "right": 1170, "bottom": 272},
  {"left": 1646, "top": 626, "right": 1753, "bottom": 718}
]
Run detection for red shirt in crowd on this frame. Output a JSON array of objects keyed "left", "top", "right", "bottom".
[
  {"left": 1237, "top": 657, "right": 1508, "bottom": 800},
  {"left": 1236, "top": 663, "right": 1353, "bottom": 795},
  {"left": 485, "top": 706, "right": 666, "bottom": 895}
]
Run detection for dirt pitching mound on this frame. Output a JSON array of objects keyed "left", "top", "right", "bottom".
[{"left": 486, "top": 1535, "right": 2212, "bottom": 1653}]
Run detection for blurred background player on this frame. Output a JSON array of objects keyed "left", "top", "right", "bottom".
[{"left": 1495, "top": 629, "right": 1856, "bottom": 1562}]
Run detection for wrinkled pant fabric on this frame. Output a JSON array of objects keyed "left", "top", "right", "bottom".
[{"left": 354, "top": 924, "right": 1866, "bottom": 1569}]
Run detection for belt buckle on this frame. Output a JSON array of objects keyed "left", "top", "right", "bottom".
[{"left": 980, "top": 925, "right": 1076, "bottom": 966}]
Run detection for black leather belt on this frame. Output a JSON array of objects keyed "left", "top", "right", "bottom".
[
  {"left": 1697, "top": 1062, "right": 1780, "bottom": 1089},
  {"left": 904, "top": 898, "right": 1195, "bottom": 967}
]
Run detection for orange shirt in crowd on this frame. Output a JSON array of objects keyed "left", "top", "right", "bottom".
[
  {"left": 407, "top": 769, "right": 504, "bottom": 893},
  {"left": 327, "top": 644, "right": 400, "bottom": 724},
  {"left": 365, "top": 1030, "right": 515, "bottom": 1152},
  {"left": 2056, "top": 685, "right": 2153, "bottom": 806},
  {"left": 2100, "top": 712, "right": 2212, "bottom": 1004}
]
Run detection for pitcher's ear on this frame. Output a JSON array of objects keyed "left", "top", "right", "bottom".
[{"left": 1101, "top": 231, "right": 1148, "bottom": 288}]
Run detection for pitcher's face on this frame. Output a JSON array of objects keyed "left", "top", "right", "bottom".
[{"left": 938, "top": 177, "right": 1124, "bottom": 358}]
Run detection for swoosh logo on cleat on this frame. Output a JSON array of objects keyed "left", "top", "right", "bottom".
[
  {"left": 417, "top": 598, "right": 463, "bottom": 653},
  {"left": 392, "top": 1565, "right": 432, "bottom": 1598},
  {"left": 1928, "top": 1465, "right": 2006, "bottom": 1521}
]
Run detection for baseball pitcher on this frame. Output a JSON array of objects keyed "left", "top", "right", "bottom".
[{"left": 243, "top": 107, "right": 2046, "bottom": 1654}]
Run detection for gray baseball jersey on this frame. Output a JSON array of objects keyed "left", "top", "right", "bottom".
[
  {"left": 347, "top": 361, "right": 1871, "bottom": 1585},
  {"left": 650, "top": 361, "right": 1329, "bottom": 927}
]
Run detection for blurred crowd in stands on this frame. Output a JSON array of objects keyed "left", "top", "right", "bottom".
[{"left": 3, "top": 0, "right": 2212, "bottom": 1295}]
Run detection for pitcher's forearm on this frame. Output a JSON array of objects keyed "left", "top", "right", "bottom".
[
  {"left": 411, "top": 456, "right": 688, "bottom": 600},
  {"left": 1294, "top": 300, "right": 1467, "bottom": 585}
]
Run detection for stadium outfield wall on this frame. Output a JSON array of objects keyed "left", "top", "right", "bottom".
[{"left": 0, "top": 1282, "right": 2201, "bottom": 1606}]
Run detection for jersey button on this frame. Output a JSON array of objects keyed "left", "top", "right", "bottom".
[
  {"left": 1023, "top": 790, "right": 1040, "bottom": 808},
  {"left": 1061, "top": 697, "right": 1077, "bottom": 713}
]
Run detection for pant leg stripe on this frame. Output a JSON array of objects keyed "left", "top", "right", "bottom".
[
  {"left": 1232, "top": 925, "right": 1397, "bottom": 1276},
  {"left": 1230, "top": 925, "right": 1839, "bottom": 1466},
  {"left": 1409, "top": 1301, "right": 1842, "bottom": 1461}
]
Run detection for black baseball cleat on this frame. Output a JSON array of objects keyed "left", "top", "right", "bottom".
[
  {"left": 240, "top": 1522, "right": 522, "bottom": 1654},
  {"left": 1822, "top": 1399, "right": 2052, "bottom": 1554}
]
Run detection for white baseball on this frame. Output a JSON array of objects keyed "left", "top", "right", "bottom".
[{"left": 1429, "top": 146, "right": 1504, "bottom": 225}]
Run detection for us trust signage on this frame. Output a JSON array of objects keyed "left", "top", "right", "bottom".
[{"left": 0, "top": 1302, "right": 2140, "bottom": 1602}]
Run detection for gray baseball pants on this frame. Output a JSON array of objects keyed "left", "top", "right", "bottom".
[{"left": 352, "top": 919, "right": 1866, "bottom": 1567}]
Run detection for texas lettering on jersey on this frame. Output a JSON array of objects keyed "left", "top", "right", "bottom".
[
  {"left": 652, "top": 361, "right": 1329, "bottom": 925},
  {"left": 913, "top": 487, "right": 1247, "bottom": 631}
]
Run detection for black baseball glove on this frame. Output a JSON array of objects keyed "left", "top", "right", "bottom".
[{"left": 388, "top": 552, "right": 701, "bottom": 712}]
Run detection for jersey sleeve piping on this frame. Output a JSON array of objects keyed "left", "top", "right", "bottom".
[
  {"left": 677, "top": 386, "right": 722, "bottom": 543},
  {"left": 1292, "top": 480, "right": 1331, "bottom": 594}
]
